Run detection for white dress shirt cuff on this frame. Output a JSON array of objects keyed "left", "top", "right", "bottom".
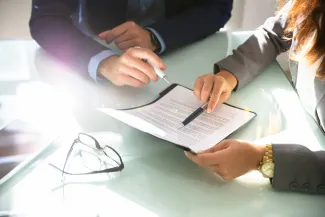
[{"left": 88, "top": 50, "right": 117, "bottom": 82}]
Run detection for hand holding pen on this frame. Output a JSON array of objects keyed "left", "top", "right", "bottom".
[
  {"left": 133, "top": 46, "right": 170, "bottom": 84},
  {"left": 180, "top": 72, "right": 237, "bottom": 128},
  {"left": 98, "top": 47, "right": 167, "bottom": 87},
  {"left": 193, "top": 72, "right": 237, "bottom": 113},
  {"left": 146, "top": 60, "right": 171, "bottom": 84}
]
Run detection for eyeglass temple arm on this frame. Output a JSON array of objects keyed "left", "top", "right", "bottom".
[{"left": 61, "top": 140, "right": 78, "bottom": 181}]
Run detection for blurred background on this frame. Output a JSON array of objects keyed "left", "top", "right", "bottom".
[{"left": 0, "top": 0, "right": 278, "bottom": 39}]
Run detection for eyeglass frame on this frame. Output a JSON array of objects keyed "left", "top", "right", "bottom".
[{"left": 58, "top": 133, "right": 124, "bottom": 178}]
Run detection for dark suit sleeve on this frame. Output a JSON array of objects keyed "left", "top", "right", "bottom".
[
  {"left": 272, "top": 144, "right": 325, "bottom": 194},
  {"left": 147, "top": 0, "right": 233, "bottom": 52},
  {"left": 29, "top": 0, "right": 108, "bottom": 78}
]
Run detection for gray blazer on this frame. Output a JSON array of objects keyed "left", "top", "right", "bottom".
[{"left": 216, "top": 3, "right": 325, "bottom": 194}]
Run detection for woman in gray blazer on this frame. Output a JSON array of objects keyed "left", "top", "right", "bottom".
[{"left": 186, "top": 0, "right": 325, "bottom": 194}]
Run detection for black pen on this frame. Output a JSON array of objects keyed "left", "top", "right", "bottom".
[{"left": 178, "top": 102, "right": 208, "bottom": 128}]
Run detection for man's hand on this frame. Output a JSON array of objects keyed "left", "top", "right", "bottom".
[
  {"left": 98, "top": 21, "right": 157, "bottom": 51},
  {"left": 193, "top": 70, "right": 237, "bottom": 113},
  {"left": 185, "top": 140, "right": 265, "bottom": 180},
  {"left": 98, "top": 47, "right": 166, "bottom": 87}
]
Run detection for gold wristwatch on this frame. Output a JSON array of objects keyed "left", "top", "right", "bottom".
[{"left": 258, "top": 144, "right": 275, "bottom": 178}]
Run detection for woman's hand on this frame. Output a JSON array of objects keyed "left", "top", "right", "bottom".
[
  {"left": 185, "top": 139, "right": 265, "bottom": 180},
  {"left": 193, "top": 70, "right": 237, "bottom": 113}
]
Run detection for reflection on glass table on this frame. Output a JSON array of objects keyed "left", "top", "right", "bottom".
[{"left": 49, "top": 133, "right": 124, "bottom": 181}]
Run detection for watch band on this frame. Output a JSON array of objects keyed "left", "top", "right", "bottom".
[
  {"left": 149, "top": 30, "right": 161, "bottom": 53},
  {"left": 213, "top": 64, "right": 221, "bottom": 74},
  {"left": 261, "top": 144, "right": 274, "bottom": 164},
  {"left": 258, "top": 144, "right": 275, "bottom": 178}
]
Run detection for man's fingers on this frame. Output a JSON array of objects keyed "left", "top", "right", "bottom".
[
  {"left": 116, "top": 74, "right": 146, "bottom": 88},
  {"left": 121, "top": 65, "right": 150, "bottom": 84},
  {"left": 98, "top": 30, "right": 110, "bottom": 40},
  {"left": 133, "top": 58, "right": 158, "bottom": 82},
  {"left": 101, "top": 21, "right": 141, "bottom": 43},
  {"left": 121, "top": 53, "right": 158, "bottom": 81},
  {"left": 105, "top": 22, "right": 131, "bottom": 43},
  {"left": 114, "top": 32, "right": 133, "bottom": 44},
  {"left": 194, "top": 77, "right": 204, "bottom": 99},
  {"left": 116, "top": 39, "right": 138, "bottom": 51},
  {"left": 126, "top": 47, "right": 165, "bottom": 69},
  {"left": 103, "top": 30, "right": 115, "bottom": 44}
]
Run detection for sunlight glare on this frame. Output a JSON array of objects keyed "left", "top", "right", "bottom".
[{"left": 15, "top": 81, "right": 80, "bottom": 134}]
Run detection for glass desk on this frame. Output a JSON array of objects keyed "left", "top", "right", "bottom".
[{"left": 0, "top": 32, "right": 324, "bottom": 217}]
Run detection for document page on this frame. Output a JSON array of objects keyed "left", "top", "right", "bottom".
[{"left": 100, "top": 85, "right": 256, "bottom": 153}]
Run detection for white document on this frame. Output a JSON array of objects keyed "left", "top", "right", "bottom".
[{"left": 100, "top": 85, "right": 256, "bottom": 153}]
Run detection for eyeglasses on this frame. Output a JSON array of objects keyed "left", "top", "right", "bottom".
[{"left": 50, "top": 133, "right": 124, "bottom": 181}]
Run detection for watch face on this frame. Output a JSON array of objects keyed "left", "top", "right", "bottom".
[{"left": 261, "top": 162, "right": 275, "bottom": 178}]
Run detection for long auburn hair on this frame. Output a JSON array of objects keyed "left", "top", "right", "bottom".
[{"left": 280, "top": 0, "right": 325, "bottom": 78}]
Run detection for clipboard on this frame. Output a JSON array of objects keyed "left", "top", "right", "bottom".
[{"left": 101, "top": 84, "right": 257, "bottom": 153}]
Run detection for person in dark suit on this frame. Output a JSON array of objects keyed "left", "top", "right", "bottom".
[
  {"left": 30, "top": 0, "right": 233, "bottom": 87},
  {"left": 186, "top": 0, "right": 325, "bottom": 194}
]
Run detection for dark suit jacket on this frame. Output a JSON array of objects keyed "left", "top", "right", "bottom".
[
  {"left": 30, "top": 0, "right": 233, "bottom": 78},
  {"left": 216, "top": 2, "right": 325, "bottom": 194}
]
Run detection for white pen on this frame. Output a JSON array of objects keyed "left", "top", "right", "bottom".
[{"left": 146, "top": 60, "right": 171, "bottom": 84}]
